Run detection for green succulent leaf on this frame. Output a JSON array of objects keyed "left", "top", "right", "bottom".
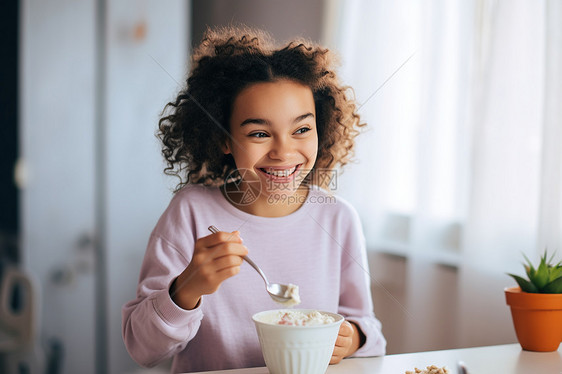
[
  {"left": 511, "top": 250, "right": 562, "bottom": 293},
  {"left": 523, "top": 253, "right": 533, "bottom": 267},
  {"left": 549, "top": 266, "right": 562, "bottom": 283},
  {"left": 531, "top": 254, "right": 550, "bottom": 290},
  {"left": 544, "top": 249, "right": 556, "bottom": 264},
  {"left": 542, "top": 277, "right": 562, "bottom": 294},
  {"left": 524, "top": 264, "right": 534, "bottom": 280},
  {"left": 508, "top": 273, "right": 539, "bottom": 293},
  {"left": 523, "top": 254, "right": 536, "bottom": 279}
]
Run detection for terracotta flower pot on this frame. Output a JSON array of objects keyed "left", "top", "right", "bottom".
[{"left": 505, "top": 286, "right": 562, "bottom": 352}]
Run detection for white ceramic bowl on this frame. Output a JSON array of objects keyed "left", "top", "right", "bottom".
[{"left": 252, "top": 309, "right": 344, "bottom": 374}]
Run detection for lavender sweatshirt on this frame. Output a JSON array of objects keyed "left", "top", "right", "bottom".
[{"left": 122, "top": 184, "right": 386, "bottom": 373}]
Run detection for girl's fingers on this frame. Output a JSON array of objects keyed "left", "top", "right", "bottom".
[
  {"left": 176, "top": 231, "right": 247, "bottom": 302},
  {"left": 331, "top": 321, "right": 354, "bottom": 364},
  {"left": 207, "top": 242, "right": 248, "bottom": 260},
  {"left": 193, "top": 242, "right": 247, "bottom": 266},
  {"left": 211, "top": 254, "right": 245, "bottom": 273},
  {"left": 330, "top": 348, "right": 345, "bottom": 364},
  {"left": 334, "top": 322, "right": 353, "bottom": 347},
  {"left": 334, "top": 334, "right": 351, "bottom": 347},
  {"left": 215, "top": 263, "right": 242, "bottom": 280},
  {"left": 190, "top": 245, "right": 246, "bottom": 282},
  {"left": 193, "top": 254, "right": 244, "bottom": 290},
  {"left": 198, "top": 230, "right": 243, "bottom": 248},
  {"left": 339, "top": 321, "right": 354, "bottom": 337}
]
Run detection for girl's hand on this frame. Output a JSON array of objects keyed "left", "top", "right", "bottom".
[
  {"left": 170, "top": 230, "right": 248, "bottom": 310},
  {"left": 330, "top": 321, "right": 362, "bottom": 364}
]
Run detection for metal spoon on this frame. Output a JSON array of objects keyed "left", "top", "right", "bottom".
[
  {"left": 457, "top": 361, "right": 468, "bottom": 374},
  {"left": 208, "top": 226, "right": 293, "bottom": 303}
]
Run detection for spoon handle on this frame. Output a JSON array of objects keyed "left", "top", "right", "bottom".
[
  {"left": 207, "top": 226, "right": 269, "bottom": 286},
  {"left": 241, "top": 255, "right": 269, "bottom": 285}
]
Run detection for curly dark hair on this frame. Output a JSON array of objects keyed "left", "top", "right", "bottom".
[{"left": 158, "top": 26, "right": 364, "bottom": 192}]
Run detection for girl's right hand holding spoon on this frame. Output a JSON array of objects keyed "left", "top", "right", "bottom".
[{"left": 169, "top": 230, "right": 248, "bottom": 310}]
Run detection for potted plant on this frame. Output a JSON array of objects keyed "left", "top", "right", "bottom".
[{"left": 505, "top": 250, "right": 562, "bottom": 352}]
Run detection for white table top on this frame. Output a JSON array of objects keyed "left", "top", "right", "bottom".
[{"left": 188, "top": 343, "right": 562, "bottom": 374}]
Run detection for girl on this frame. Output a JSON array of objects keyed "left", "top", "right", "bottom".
[{"left": 122, "top": 26, "right": 386, "bottom": 373}]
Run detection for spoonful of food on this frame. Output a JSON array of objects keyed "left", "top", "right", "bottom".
[{"left": 208, "top": 225, "right": 300, "bottom": 306}]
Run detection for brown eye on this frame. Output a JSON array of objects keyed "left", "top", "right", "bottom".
[
  {"left": 295, "top": 127, "right": 311, "bottom": 134},
  {"left": 249, "top": 132, "right": 268, "bottom": 138}
]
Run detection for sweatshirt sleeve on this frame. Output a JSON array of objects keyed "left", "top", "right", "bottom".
[
  {"left": 337, "top": 205, "right": 386, "bottom": 357},
  {"left": 122, "top": 234, "right": 203, "bottom": 368}
]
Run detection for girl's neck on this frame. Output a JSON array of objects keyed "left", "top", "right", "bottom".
[{"left": 221, "top": 182, "right": 310, "bottom": 218}]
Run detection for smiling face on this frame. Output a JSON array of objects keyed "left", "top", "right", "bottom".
[{"left": 224, "top": 79, "right": 318, "bottom": 209}]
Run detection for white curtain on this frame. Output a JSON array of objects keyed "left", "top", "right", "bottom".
[{"left": 327, "top": 0, "right": 562, "bottom": 350}]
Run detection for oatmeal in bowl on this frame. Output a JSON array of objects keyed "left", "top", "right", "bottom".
[{"left": 252, "top": 309, "right": 343, "bottom": 374}]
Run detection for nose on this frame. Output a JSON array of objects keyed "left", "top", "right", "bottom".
[{"left": 267, "top": 136, "right": 295, "bottom": 161}]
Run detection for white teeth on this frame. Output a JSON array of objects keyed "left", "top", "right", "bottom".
[{"left": 264, "top": 166, "right": 297, "bottom": 177}]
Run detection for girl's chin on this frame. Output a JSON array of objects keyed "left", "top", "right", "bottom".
[
  {"left": 262, "top": 185, "right": 308, "bottom": 200},
  {"left": 263, "top": 189, "right": 300, "bottom": 197},
  {"left": 262, "top": 181, "right": 306, "bottom": 195}
]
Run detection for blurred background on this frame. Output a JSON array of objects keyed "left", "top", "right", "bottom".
[{"left": 1, "top": 0, "right": 561, "bottom": 373}]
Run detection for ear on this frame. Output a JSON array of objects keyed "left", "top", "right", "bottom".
[{"left": 221, "top": 139, "right": 232, "bottom": 155}]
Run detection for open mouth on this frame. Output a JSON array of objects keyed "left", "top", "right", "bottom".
[{"left": 258, "top": 165, "right": 300, "bottom": 179}]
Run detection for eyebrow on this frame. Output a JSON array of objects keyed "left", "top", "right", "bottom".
[{"left": 239, "top": 112, "right": 315, "bottom": 127}]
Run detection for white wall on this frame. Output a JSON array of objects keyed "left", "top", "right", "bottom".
[
  {"left": 20, "top": 1, "right": 98, "bottom": 372},
  {"left": 104, "top": 1, "right": 188, "bottom": 373},
  {"left": 20, "top": 1, "right": 188, "bottom": 373}
]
